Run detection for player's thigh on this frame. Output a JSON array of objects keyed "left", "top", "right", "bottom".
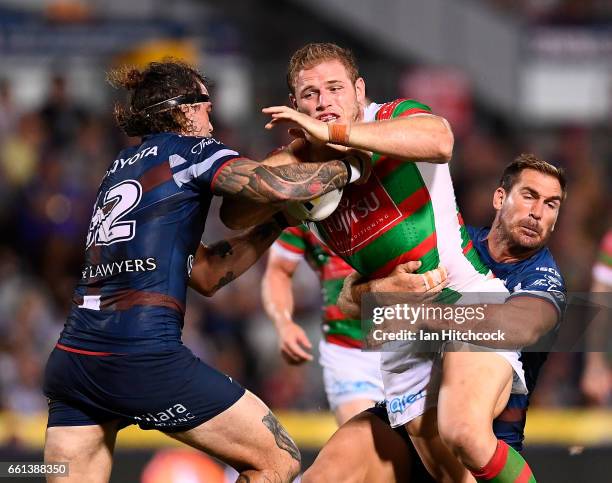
[
  {"left": 167, "top": 390, "right": 300, "bottom": 477},
  {"left": 438, "top": 351, "right": 513, "bottom": 434},
  {"left": 334, "top": 398, "right": 377, "bottom": 426},
  {"left": 44, "top": 421, "right": 120, "bottom": 483},
  {"left": 304, "top": 409, "right": 412, "bottom": 483}
]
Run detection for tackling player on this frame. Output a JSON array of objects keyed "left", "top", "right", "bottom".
[
  {"left": 42, "top": 60, "right": 361, "bottom": 483},
  {"left": 305, "top": 157, "right": 567, "bottom": 483}
]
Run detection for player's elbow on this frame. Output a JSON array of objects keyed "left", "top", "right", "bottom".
[
  {"left": 437, "top": 120, "right": 454, "bottom": 163},
  {"left": 189, "top": 279, "right": 216, "bottom": 297}
]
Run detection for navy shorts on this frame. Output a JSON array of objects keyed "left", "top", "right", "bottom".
[{"left": 43, "top": 345, "right": 245, "bottom": 432}]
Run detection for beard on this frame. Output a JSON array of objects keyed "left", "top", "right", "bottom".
[{"left": 499, "top": 216, "right": 550, "bottom": 251}]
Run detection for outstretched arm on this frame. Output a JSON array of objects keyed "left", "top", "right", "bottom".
[
  {"left": 189, "top": 220, "right": 283, "bottom": 296},
  {"left": 345, "top": 265, "right": 558, "bottom": 349},
  {"left": 263, "top": 105, "right": 453, "bottom": 164}
]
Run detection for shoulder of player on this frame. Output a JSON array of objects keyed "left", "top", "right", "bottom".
[
  {"left": 512, "top": 248, "right": 566, "bottom": 291},
  {"left": 373, "top": 98, "right": 432, "bottom": 121}
]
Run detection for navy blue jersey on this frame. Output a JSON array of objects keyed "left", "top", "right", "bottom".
[
  {"left": 59, "top": 133, "right": 241, "bottom": 353},
  {"left": 468, "top": 226, "right": 567, "bottom": 450}
]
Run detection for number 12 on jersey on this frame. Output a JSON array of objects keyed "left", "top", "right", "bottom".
[{"left": 86, "top": 180, "right": 142, "bottom": 248}]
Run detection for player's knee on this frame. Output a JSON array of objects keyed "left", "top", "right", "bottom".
[
  {"left": 438, "top": 419, "right": 485, "bottom": 459},
  {"left": 45, "top": 437, "right": 81, "bottom": 462}
]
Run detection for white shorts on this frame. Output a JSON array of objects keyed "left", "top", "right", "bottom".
[
  {"left": 382, "top": 347, "right": 527, "bottom": 428},
  {"left": 319, "top": 340, "right": 385, "bottom": 411},
  {"left": 381, "top": 277, "right": 527, "bottom": 428}
]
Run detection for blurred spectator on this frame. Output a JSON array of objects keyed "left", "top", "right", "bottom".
[
  {"left": 0, "top": 79, "right": 19, "bottom": 140},
  {"left": 39, "top": 75, "right": 88, "bottom": 149}
]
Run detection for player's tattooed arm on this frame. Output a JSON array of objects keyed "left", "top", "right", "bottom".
[
  {"left": 212, "top": 158, "right": 349, "bottom": 203},
  {"left": 189, "top": 220, "right": 283, "bottom": 296},
  {"left": 262, "top": 411, "right": 301, "bottom": 464}
]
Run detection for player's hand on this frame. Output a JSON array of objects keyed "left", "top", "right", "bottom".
[
  {"left": 263, "top": 106, "right": 328, "bottom": 145},
  {"left": 278, "top": 322, "right": 313, "bottom": 365},
  {"left": 366, "top": 262, "right": 448, "bottom": 307},
  {"left": 376, "top": 262, "right": 447, "bottom": 294},
  {"left": 337, "top": 272, "right": 364, "bottom": 319}
]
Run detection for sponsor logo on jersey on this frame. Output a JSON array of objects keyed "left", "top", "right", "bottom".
[
  {"left": 319, "top": 175, "right": 402, "bottom": 255},
  {"left": 191, "top": 137, "right": 222, "bottom": 154},
  {"left": 106, "top": 146, "right": 158, "bottom": 176},
  {"left": 535, "top": 266, "right": 561, "bottom": 278},
  {"left": 81, "top": 257, "right": 157, "bottom": 279}
]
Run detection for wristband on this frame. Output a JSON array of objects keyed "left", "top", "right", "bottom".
[{"left": 328, "top": 123, "right": 351, "bottom": 144}]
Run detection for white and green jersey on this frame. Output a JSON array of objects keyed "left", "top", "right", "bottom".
[{"left": 311, "top": 99, "right": 493, "bottom": 300}]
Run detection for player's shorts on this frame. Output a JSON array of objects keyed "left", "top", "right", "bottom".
[
  {"left": 319, "top": 340, "right": 384, "bottom": 411},
  {"left": 43, "top": 344, "right": 245, "bottom": 432},
  {"left": 381, "top": 347, "right": 527, "bottom": 428},
  {"left": 381, "top": 277, "right": 527, "bottom": 428}
]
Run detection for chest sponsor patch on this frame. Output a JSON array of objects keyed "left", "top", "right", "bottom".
[{"left": 319, "top": 174, "right": 402, "bottom": 255}]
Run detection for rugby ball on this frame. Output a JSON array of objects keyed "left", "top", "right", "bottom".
[{"left": 286, "top": 188, "right": 343, "bottom": 222}]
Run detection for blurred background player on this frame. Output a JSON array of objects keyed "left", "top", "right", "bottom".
[
  {"left": 581, "top": 228, "right": 612, "bottom": 406},
  {"left": 262, "top": 224, "right": 383, "bottom": 425}
]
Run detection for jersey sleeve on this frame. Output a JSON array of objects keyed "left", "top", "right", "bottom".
[
  {"left": 169, "top": 136, "right": 242, "bottom": 192},
  {"left": 270, "top": 225, "right": 308, "bottom": 262},
  {"left": 375, "top": 98, "right": 432, "bottom": 121},
  {"left": 507, "top": 266, "right": 567, "bottom": 319},
  {"left": 592, "top": 229, "right": 612, "bottom": 286}
]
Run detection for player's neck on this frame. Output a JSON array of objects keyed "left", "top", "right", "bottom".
[{"left": 487, "top": 223, "right": 539, "bottom": 264}]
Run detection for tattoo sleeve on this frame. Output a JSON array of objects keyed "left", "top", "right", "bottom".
[
  {"left": 262, "top": 411, "right": 301, "bottom": 463},
  {"left": 189, "top": 221, "right": 282, "bottom": 296},
  {"left": 212, "top": 158, "right": 348, "bottom": 203}
]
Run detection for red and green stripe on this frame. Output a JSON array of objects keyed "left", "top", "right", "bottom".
[{"left": 457, "top": 210, "right": 489, "bottom": 275}]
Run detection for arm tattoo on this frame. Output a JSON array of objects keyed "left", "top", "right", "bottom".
[
  {"left": 262, "top": 411, "right": 301, "bottom": 464},
  {"left": 213, "top": 159, "right": 348, "bottom": 203},
  {"left": 211, "top": 271, "right": 236, "bottom": 292}
]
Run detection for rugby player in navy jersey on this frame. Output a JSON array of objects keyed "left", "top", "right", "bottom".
[
  {"left": 303, "top": 156, "right": 567, "bottom": 483},
  {"left": 42, "top": 60, "right": 364, "bottom": 483}
]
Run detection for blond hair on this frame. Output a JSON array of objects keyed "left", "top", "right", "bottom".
[{"left": 287, "top": 43, "right": 359, "bottom": 94}]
